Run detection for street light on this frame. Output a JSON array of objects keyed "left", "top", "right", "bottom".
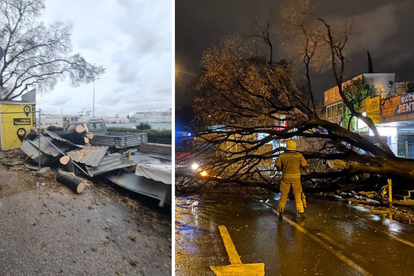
[{"left": 93, "top": 77, "right": 100, "bottom": 119}]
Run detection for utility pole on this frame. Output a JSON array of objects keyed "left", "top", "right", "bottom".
[{"left": 93, "top": 80, "right": 95, "bottom": 119}]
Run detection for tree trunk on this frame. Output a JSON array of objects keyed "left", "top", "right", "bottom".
[
  {"left": 75, "top": 124, "right": 86, "bottom": 134},
  {"left": 50, "top": 129, "right": 89, "bottom": 145},
  {"left": 59, "top": 156, "right": 74, "bottom": 172},
  {"left": 56, "top": 170, "right": 85, "bottom": 194}
]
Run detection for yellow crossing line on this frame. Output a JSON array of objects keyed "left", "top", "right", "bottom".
[
  {"left": 268, "top": 207, "right": 372, "bottom": 276},
  {"left": 217, "top": 225, "right": 242, "bottom": 265},
  {"left": 210, "top": 225, "right": 265, "bottom": 276}
]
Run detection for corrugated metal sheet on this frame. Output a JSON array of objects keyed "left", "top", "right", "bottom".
[
  {"left": 66, "top": 146, "right": 108, "bottom": 167},
  {"left": 20, "top": 136, "right": 69, "bottom": 156},
  {"left": 135, "top": 164, "right": 172, "bottom": 184},
  {"left": 43, "top": 130, "right": 83, "bottom": 148},
  {"left": 20, "top": 139, "right": 55, "bottom": 165},
  {"left": 29, "top": 137, "right": 61, "bottom": 157},
  {"left": 86, "top": 153, "right": 136, "bottom": 176},
  {"left": 90, "top": 132, "right": 147, "bottom": 149},
  {"left": 107, "top": 171, "right": 171, "bottom": 207}
]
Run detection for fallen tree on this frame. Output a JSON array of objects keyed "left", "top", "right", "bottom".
[{"left": 182, "top": 0, "right": 414, "bottom": 196}]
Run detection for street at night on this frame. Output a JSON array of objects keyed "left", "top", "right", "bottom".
[
  {"left": 175, "top": 195, "right": 414, "bottom": 276},
  {"left": 175, "top": 0, "right": 414, "bottom": 276}
]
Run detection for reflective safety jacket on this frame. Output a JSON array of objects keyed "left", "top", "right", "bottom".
[{"left": 275, "top": 151, "right": 307, "bottom": 177}]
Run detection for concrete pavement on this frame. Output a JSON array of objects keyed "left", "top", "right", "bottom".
[{"left": 0, "top": 164, "right": 171, "bottom": 276}]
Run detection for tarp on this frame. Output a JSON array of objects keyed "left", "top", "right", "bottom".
[{"left": 135, "top": 163, "right": 172, "bottom": 184}]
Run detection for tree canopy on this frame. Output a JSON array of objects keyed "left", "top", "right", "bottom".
[
  {"left": 0, "top": 0, "right": 105, "bottom": 100},
  {"left": 184, "top": 0, "right": 414, "bottom": 194}
]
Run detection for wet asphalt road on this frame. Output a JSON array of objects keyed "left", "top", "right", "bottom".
[{"left": 175, "top": 194, "right": 414, "bottom": 276}]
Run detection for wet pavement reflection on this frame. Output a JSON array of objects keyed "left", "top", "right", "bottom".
[{"left": 175, "top": 194, "right": 414, "bottom": 276}]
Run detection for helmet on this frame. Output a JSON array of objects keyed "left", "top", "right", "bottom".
[{"left": 286, "top": 140, "right": 297, "bottom": 151}]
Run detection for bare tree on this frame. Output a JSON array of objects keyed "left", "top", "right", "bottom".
[
  {"left": 184, "top": 0, "right": 414, "bottom": 194},
  {"left": 0, "top": 0, "right": 105, "bottom": 100}
]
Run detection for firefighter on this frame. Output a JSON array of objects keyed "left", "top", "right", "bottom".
[{"left": 275, "top": 140, "right": 307, "bottom": 218}]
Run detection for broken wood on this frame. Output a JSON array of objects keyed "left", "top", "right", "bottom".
[
  {"left": 56, "top": 170, "right": 85, "bottom": 194},
  {"left": 59, "top": 156, "right": 74, "bottom": 172},
  {"left": 83, "top": 123, "right": 89, "bottom": 133}
]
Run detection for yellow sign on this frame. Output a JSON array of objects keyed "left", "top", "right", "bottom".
[
  {"left": 366, "top": 97, "right": 380, "bottom": 113},
  {"left": 1, "top": 103, "right": 35, "bottom": 149},
  {"left": 381, "top": 96, "right": 400, "bottom": 117},
  {"left": 367, "top": 113, "right": 380, "bottom": 124}
]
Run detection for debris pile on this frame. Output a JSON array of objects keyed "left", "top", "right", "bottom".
[
  {"left": 20, "top": 129, "right": 136, "bottom": 177},
  {"left": 20, "top": 127, "right": 171, "bottom": 207}
]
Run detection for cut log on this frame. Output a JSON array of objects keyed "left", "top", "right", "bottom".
[
  {"left": 49, "top": 129, "right": 88, "bottom": 145},
  {"left": 84, "top": 137, "right": 89, "bottom": 144},
  {"left": 59, "top": 156, "right": 74, "bottom": 172},
  {"left": 75, "top": 124, "right": 86, "bottom": 134},
  {"left": 56, "top": 170, "right": 85, "bottom": 194}
]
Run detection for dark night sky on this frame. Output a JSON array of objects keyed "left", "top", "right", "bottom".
[{"left": 176, "top": 0, "right": 414, "bottom": 108}]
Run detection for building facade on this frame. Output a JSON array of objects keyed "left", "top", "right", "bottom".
[{"left": 323, "top": 72, "right": 414, "bottom": 158}]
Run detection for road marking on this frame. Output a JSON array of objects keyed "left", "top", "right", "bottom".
[
  {"left": 217, "top": 225, "right": 242, "bottom": 264},
  {"left": 210, "top": 225, "right": 265, "bottom": 276},
  {"left": 316, "top": 232, "right": 365, "bottom": 262},
  {"left": 267, "top": 205, "right": 372, "bottom": 276},
  {"left": 365, "top": 224, "right": 414, "bottom": 248}
]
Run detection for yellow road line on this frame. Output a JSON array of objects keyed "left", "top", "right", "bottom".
[
  {"left": 268, "top": 207, "right": 372, "bottom": 276},
  {"left": 218, "top": 225, "right": 242, "bottom": 265},
  {"left": 366, "top": 224, "right": 414, "bottom": 248},
  {"left": 316, "top": 232, "right": 365, "bottom": 262},
  {"left": 211, "top": 226, "right": 265, "bottom": 275}
]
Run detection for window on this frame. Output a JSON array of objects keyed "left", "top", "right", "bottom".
[
  {"left": 327, "top": 106, "right": 332, "bottom": 118},
  {"left": 337, "top": 103, "right": 343, "bottom": 116}
]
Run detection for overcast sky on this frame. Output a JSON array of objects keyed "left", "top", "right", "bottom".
[
  {"left": 176, "top": 0, "right": 414, "bottom": 106},
  {"left": 38, "top": 0, "right": 172, "bottom": 118}
]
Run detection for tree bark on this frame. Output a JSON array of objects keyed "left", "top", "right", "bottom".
[
  {"left": 50, "top": 129, "right": 89, "bottom": 145},
  {"left": 56, "top": 170, "right": 85, "bottom": 194}
]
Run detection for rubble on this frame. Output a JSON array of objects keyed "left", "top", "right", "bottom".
[
  {"left": 20, "top": 125, "right": 171, "bottom": 207},
  {"left": 35, "top": 167, "right": 51, "bottom": 176}
]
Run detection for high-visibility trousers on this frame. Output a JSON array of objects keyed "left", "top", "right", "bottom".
[{"left": 278, "top": 175, "right": 304, "bottom": 213}]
